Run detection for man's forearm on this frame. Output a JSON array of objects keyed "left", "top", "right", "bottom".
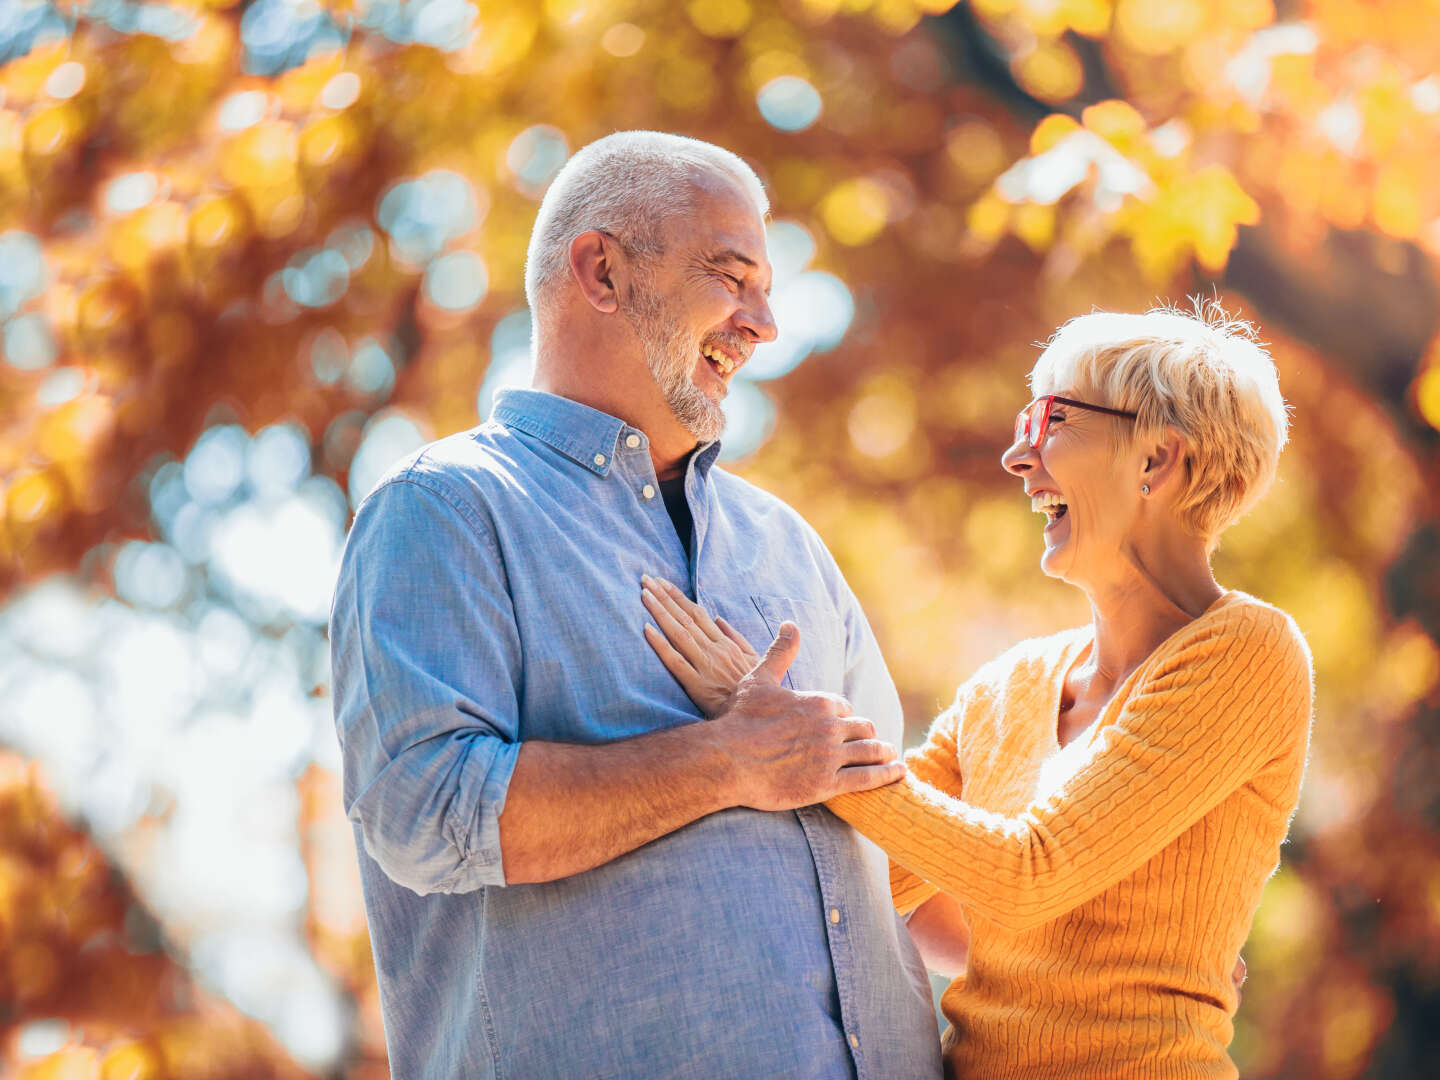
[{"left": 498, "top": 721, "right": 737, "bottom": 884}]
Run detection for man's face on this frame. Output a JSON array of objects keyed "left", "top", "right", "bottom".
[{"left": 620, "top": 180, "right": 777, "bottom": 444}]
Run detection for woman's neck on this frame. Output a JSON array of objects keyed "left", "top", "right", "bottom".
[{"left": 1081, "top": 540, "right": 1223, "bottom": 690}]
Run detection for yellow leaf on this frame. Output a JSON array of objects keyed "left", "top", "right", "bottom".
[
  {"left": 966, "top": 190, "right": 1010, "bottom": 242},
  {"left": 1415, "top": 367, "right": 1440, "bottom": 431},
  {"left": 1373, "top": 165, "right": 1423, "bottom": 239},
  {"left": 1114, "top": 0, "right": 1204, "bottom": 55},
  {"left": 1216, "top": 0, "right": 1274, "bottom": 32},
  {"left": 1183, "top": 165, "right": 1260, "bottom": 270},
  {"left": 1358, "top": 72, "right": 1411, "bottom": 158},
  {"left": 1012, "top": 201, "right": 1056, "bottom": 251},
  {"left": 820, "top": 178, "right": 890, "bottom": 246},
  {"left": 1063, "top": 0, "right": 1112, "bottom": 37},
  {"left": 688, "top": 0, "right": 753, "bottom": 37},
  {"left": 1012, "top": 39, "right": 1084, "bottom": 103},
  {"left": 1082, "top": 99, "right": 1147, "bottom": 147},
  {"left": 1030, "top": 113, "right": 1082, "bottom": 155}
]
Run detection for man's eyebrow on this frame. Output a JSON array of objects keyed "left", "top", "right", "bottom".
[{"left": 706, "top": 248, "right": 759, "bottom": 268}]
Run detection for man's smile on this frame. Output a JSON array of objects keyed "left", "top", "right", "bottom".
[{"left": 701, "top": 341, "right": 742, "bottom": 376}]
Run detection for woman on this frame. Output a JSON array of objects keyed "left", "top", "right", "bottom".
[{"left": 640, "top": 304, "right": 1313, "bottom": 1079}]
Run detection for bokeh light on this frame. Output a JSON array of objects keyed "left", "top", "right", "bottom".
[
  {"left": 4, "top": 2, "right": 1440, "bottom": 1077},
  {"left": 478, "top": 308, "right": 535, "bottom": 419},
  {"left": 423, "top": 250, "right": 488, "bottom": 311},
  {"left": 757, "top": 75, "right": 822, "bottom": 131},
  {"left": 377, "top": 169, "right": 483, "bottom": 264}
]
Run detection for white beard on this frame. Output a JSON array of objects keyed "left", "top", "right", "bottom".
[{"left": 622, "top": 283, "right": 726, "bottom": 443}]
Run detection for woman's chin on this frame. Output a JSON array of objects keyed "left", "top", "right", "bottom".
[{"left": 1038, "top": 515, "right": 1073, "bottom": 578}]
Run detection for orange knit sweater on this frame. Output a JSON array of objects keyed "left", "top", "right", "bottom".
[{"left": 828, "top": 591, "right": 1313, "bottom": 1080}]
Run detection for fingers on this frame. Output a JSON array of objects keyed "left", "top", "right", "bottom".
[
  {"left": 643, "top": 575, "right": 722, "bottom": 647},
  {"left": 641, "top": 585, "right": 707, "bottom": 668},
  {"left": 840, "top": 738, "right": 899, "bottom": 766},
  {"left": 837, "top": 716, "right": 875, "bottom": 740},
  {"left": 644, "top": 623, "right": 704, "bottom": 692},
  {"left": 752, "top": 621, "right": 801, "bottom": 685},
  {"left": 655, "top": 576, "right": 727, "bottom": 644},
  {"left": 715, "top": 616, "right": 760, "bottom": 661},
  {"left": 834, "top": 761, "right": 907, "bottom": 793}
]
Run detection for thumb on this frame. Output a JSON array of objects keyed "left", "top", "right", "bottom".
[{"left": 751, "top": 622, "right": 801, "bottom": 685}]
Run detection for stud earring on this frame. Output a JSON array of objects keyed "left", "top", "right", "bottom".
[{"left": 1141, "top": 484, "right": 1150, "bottom": 495}]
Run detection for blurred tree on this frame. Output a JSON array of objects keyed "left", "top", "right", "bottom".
[{"left": 2, "top": 0, "right": 1439, "bottom": 1076}]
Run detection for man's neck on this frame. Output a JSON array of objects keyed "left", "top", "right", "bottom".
[{"left": 530, "top": 361, "right": 698, "bottom": 482}]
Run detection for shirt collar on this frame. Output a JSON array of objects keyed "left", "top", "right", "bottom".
[{"left": 491, "top": 388, "right": 723, "bottom": 479}]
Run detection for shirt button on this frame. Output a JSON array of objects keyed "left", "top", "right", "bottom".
[
  {"left": 642, "top": 484, "right": 656, "bottom": 500},
  {"left": 848, "top": 1034, "right": 859, "bottom": 1050},
  {"left": 625, "top": 433, "right": 641, "bottom": 449},
  {"left": 829, "top": 908, "right": 841, "bottom": 924},
  {"left": 593, "top": 453, "right": 606, "bottom": 467}
]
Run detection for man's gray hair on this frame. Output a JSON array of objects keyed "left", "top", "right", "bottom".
[{"left": 523, "top": 131, "right": 769, "bottom": 320}]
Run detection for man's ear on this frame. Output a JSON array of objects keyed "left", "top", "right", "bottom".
[
  {"left": 1141, "top": 426, "right": 1188, "bottom": 493},
  {"left": 568, "top": 231, "right": 620, "bottom": 314}
]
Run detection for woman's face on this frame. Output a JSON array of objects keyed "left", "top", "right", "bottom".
[{"left": 1002, "top": 391, "right": 1143, "bottom": 587}]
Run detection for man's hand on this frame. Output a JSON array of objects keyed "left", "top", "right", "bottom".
[{"left": 707, "top": 622, "right": 905, "bottom": 811}]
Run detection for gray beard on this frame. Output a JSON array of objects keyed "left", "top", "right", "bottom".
[{"left": 622, "top": 284, "right": 726, "bottom": 444}]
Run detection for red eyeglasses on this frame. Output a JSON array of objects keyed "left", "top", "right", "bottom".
[{"left": 1013, "top": 395, "right": 1138, "bottom": 449}]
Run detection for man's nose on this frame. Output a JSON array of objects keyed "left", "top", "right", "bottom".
[{"left": 736, "top": 292, "right": 778, "bottom": 344}]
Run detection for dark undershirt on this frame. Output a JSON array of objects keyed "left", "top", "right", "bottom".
[{"left": 659, "top": 475, "right": 693, "bottom": 558}]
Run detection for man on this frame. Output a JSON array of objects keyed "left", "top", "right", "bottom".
[{"left": 330, "top": 131, "right": 942, "bottom": 1079}]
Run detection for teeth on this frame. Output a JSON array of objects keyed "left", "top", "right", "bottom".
[
  {"left": 702, "top": 345, "right": 734, "bottom": 374},
  {"left": 1030, "top": 491, "right": 1067, "bottom": 518}
]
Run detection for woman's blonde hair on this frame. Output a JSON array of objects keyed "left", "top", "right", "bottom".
[{"left": 1029, "top": 301, "right": 1289, "bottom": 542}]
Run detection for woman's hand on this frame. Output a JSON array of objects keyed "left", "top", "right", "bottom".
[{"left": 641, "top": 575, "right": 761, "bottom": 717}]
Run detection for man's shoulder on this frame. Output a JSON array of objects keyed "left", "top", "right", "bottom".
[{"left": 360, "top": 421, "right": 535, "bottom": 512}]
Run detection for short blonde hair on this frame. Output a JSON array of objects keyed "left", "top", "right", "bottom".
[{"left": 1029, "top": 301, "right": 1289, "bottom": 542}]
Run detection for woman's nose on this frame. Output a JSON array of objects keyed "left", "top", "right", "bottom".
[{"left": 1002, "top": 436, "right": 1036, "bottom": 476}]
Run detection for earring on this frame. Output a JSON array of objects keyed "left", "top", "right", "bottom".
[{"left": 1141, "top": 484, "right": 1150, "bottom": 495}]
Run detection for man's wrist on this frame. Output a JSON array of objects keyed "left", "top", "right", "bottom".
[{"left": 680, "top": 713, "right": 746, "bottom": 814}]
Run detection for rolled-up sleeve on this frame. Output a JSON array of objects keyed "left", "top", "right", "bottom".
[{"left": 330, "top": 471, "right": 522, "bottom": 895}]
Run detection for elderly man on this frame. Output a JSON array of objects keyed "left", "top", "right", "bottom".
[{"left": 330, "top": 131, "right": 941, "bottom": 1079}]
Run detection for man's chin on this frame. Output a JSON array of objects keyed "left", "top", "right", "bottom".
[
  {"left": 675, "top": 400, "right": 726, "bottom": 444},
  {"left": 685, "top": 413, "right": 726, "bottom": 444}
]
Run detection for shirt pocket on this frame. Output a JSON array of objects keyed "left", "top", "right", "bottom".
[{"left": 750, "top": 594, "right": 846, "bottom": 694}]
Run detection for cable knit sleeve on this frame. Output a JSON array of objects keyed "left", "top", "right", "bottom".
[
  {"left": 888, "top": 696, "right": 965, "bottom": 914},
  {"left": 829, "top": 602, "right": 1313, "bottom": 932}
]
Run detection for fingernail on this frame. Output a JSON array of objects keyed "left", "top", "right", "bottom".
[{"left": 642, "top": 574, "right": 653, "bottom": 586}]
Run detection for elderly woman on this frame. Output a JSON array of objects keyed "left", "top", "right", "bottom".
[{"left": 641, "top": 305, "right": 1313, "bottom": 1079}]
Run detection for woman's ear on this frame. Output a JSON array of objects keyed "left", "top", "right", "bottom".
[
  {"left": 567, "top": 230, "right": 621, "bottom": 314},
  {"left": 1140, "top": 426, "right": 1188, "bottom": 494}
]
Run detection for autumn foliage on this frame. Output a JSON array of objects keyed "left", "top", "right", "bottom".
[{"left": 2, "top": 0, "right": 1439, "bottom": 1077}]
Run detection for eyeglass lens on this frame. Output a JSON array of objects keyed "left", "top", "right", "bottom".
[{"left": 1015, "top": 397, "right": 1051, "bottom": 448}]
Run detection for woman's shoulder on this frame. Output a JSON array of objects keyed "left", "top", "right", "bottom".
[
  {"left": 1172, "top": 590, "right": 1312, "bottom": 669},
  {"left": 1139, "top": 591, "right": 1314, "bottom": 727}
]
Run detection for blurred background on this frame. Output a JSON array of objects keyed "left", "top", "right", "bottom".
[{"left": 1, "top": 0, "right": 1438, "bottom": 1076}]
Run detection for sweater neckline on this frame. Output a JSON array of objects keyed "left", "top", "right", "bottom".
[{"left": 1044, "top": 589, "right": 1246, "bottom": 752}]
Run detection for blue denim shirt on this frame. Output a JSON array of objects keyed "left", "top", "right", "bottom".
[{"left": 331, "top": 388, "right": 940, "bottom": 1080}]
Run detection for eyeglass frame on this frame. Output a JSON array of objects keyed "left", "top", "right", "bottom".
[{"left": 1013, "top": 394, "right": 1139, "bottom": 449}]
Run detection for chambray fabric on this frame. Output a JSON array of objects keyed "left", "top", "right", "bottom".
[{"left": 331, "top": 388, "right": 941, "bottom": 1080}]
